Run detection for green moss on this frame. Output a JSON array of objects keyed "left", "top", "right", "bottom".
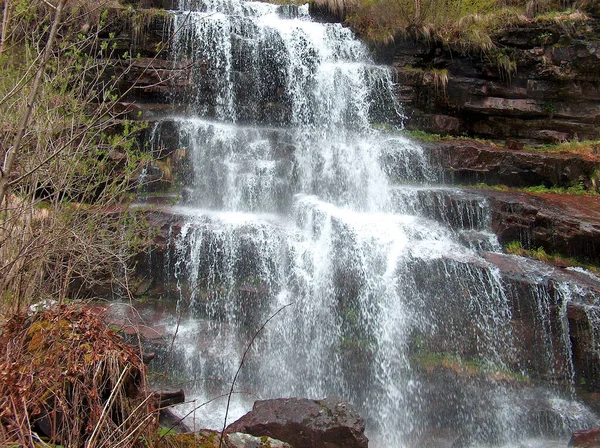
[
  {"left": 468, "top": 182, "right": 596, "bottom": 195},
  {"left": 155, "top": 431, "right": 220, "bottom": 448},
  {"left": 402, "top": 129, "right": 495, "bottom": 145},
  {"left": 467, "top": 183, "right": 510, "bottom": 191},
  {"left": 521, "top": 182, "right": 595, "bottom": 196},
  {"left": 526, "top": 139, "right": 600, "bottom": 157}
]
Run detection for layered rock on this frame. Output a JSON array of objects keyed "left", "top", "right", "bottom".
[
  {"left": 427, "top": 139, "right": 600, "bottom": 190},
  {"left": 375, "top": 17, "right": 600, "bottom": 143},
  {"left": 483, "top": 252, "right": 600, "bottom": 389},
  {"left": 473, "top": 189, "right": 600, "bottom": 264},
  {"left": 570, "top": 428, "right": 600, "bottom": 447}
]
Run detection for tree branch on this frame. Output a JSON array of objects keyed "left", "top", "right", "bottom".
[{"left": 0, "top": 0, "right": 66, "bottom": 207}]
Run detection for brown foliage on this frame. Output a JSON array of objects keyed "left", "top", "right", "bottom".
[{"left": 0, "top": 304, "right": 155, "bottom": 447}]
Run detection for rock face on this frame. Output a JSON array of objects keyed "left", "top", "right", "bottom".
[
  {"left": 483, "top": 252, "right": 600, "bottom": 389},
  {"left": 474, "top": 189, "right": 600, "bottom": 264},
  {"left": 374, "top": 16, "right": 600, "bottom": 143},
  {"left": 225, "top": 397, "right": 369, "bottom": 448},
  {"left": 427, "top": 139, "right": 600, "bottom": 190},
  {"left": 569, "top": 428, "right": 600, "bottom": 447}
]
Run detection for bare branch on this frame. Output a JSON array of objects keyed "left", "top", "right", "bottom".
[{"left": 0, "top": 0, "right": 67, "bottom": 207}]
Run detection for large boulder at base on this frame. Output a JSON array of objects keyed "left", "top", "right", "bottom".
[
  {"left": 225, "top": 397, "right": 368, "bottom": 448},
  {"left": 569, "top": 428, "right": 600, "bottom": 447}
]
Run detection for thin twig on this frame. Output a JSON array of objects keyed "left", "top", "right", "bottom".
[{"left": 218, "top": 303, "right": 293, "bottom": 447}]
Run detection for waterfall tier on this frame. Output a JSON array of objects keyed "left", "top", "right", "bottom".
[{"left": 136, "top": 0, "right": 600, "bottom": 446}]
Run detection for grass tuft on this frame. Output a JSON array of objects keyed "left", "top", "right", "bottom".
[{"left": 505, "top": 241, "right": 600, "bottom": 274}]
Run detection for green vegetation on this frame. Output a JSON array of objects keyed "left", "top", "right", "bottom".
[
  {"left": 320, "top": 0, "right": 597, "bottom": 54},
  {"left": 468, "top": 181, "right": 597, "bottom": 195},
  {"left": 406, "top": 130, "right": 600, "bottom": 162},
  {"left": 521, "top": 182, "right": 594, "bottom": 195},
  {"left": 403, "top": 129, "right": 445, "bottom": 142},
  {"left": 526, "top": 139, "right": 600, "bottom": 157},
  {"left": 505, "top": 241, "right": 600, "bottom": 274},
  {"left": 402, "top": 129, "right": 495, "bottom": 145},
  {"left": 0, "top": 0, "right": 156, "bottom": 312}
]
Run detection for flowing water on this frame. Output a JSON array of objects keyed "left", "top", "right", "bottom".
[{"left": 142, "top": 0, "right": 600, "bottom": 446}]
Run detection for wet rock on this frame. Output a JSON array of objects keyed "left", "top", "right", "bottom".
[
  {"left": 375, "top": 17, "right": 600, "bottom": 142},
  {"left": 153, "top": 387, "right": 185, "bottom": 408},
  {"left": 226, "top": 397, "right": 368, "bottom": 448},
  {"left": 227, "top": 432, "right": 293, "bottom": 448},
  {"left": 427, "top": 139, "right": 600, "bottom": 190},
  {"left": 569, "top": 428, "right": 600, "bottom": 447},
  {"left": 158, "top": 408, "right": 191, "bottom": 433},
  {"left": 483, "top": 252, "right": 600, "bottom": 387},
  {"left": 474, "top": 189, "right": 600, "bottom": 264}
]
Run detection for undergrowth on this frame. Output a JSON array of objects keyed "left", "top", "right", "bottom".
[
  {"left": 527, "top": 140, "right": 600, "bottom": 158},
  {"left": 403, "top": 129, "right": 495, "bottom": 145},
  {"left": 0, "top": 305, "right": 155, "bottom": 447},
  {"left": 338, "top": 0, "right": 594, "bottom": 53}
]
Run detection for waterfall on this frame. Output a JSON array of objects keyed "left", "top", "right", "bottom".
[{"left": 142, "top": 0, "right": 600, "bottom": 446}]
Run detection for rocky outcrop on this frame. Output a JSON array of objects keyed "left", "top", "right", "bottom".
[
  {"left": 427, "top": 139, "right": 600, "bottom": 189},
  {"left": 472, "top": 188, "right": 600, "bottom": 264},
  {"left": 570, "top": 428, "right": 600, "bottom": 447},
  {"left": 375, "top": 16, "right": 600, "bottom": 143},
  {"left": 483, "top": 252, "right": 600, "bottom": 389},
  {"left": 226, "top": 397, "right": 368, "bottom": 448}
]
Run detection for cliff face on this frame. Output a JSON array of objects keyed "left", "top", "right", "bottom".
[{"left": 371, "top": 15, "right": 600, "bottom": 143}]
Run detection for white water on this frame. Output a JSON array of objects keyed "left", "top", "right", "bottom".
[{"left": 144, "top": 0, "right": 600, "bottom": 446}]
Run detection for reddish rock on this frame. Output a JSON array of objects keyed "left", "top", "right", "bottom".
[
  {"left": 505, "top": 138, "right": 525, "bottom": 150},
  {"left": 569, "top": 428, "right": 600, "bottom": 447},
  {"left": 473, "top": 189, "right": 600, "bottom": 264},
  {"left": 225, "top": 397, "right": 368, "bottom": 448},
  {"left": 427, "top": 139, "right": 600, "bottom": 190}
]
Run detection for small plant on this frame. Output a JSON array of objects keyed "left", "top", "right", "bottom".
[
  {"left": 528, "top": 139, "right": 600, "bottom": 157},
  {"left": 542, "top": 100, "right": 557, "bottom": 117},
  {"left": 504, "top": 240, "right": 600, "bottom": 274},
  {"left": 403, "top": 129, "right": 443, "bottom": 142},
  {"left": 432, "top": 68, "right": 449, "bottom": 96},
  {"left": 495, "top": 52, "right": 517, "bottom": 82}
]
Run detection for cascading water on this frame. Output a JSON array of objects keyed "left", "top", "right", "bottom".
[{"left": 142, "top": 0, "right": 600, "bottom": 446}]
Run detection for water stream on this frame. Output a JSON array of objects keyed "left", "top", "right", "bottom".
[{"left": 142, "top": 0, "right": 600, "bottom": 446}]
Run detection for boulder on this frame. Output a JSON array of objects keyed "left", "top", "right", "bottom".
[{"left": 225, "top": 397, "right": 368, "bottom": 448}]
